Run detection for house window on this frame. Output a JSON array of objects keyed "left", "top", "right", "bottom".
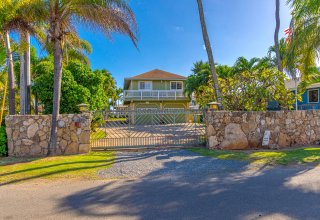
[
  {"left": 308, "top": 89, "right": 319, "bottom": 103},
  {"left": 170, "top": 81, "right": 183, "bottom": 90},
  {"left": 139, "top": 81, "right": 152, "bottom": 90}
]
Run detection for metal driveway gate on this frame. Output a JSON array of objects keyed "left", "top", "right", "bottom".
[{"left": 91, "top": 109, "right": 206, "bottom": 149}]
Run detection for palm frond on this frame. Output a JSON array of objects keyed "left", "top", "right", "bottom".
[{"left": 286, "top": 0, "right": 319, "bottom": 78}]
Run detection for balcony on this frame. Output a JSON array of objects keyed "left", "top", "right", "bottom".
[{"left": 124, "top": 90, "right": 188, "bottom": 101}]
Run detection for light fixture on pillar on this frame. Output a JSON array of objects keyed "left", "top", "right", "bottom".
[
  {"left": 207, "top": 102, "right": 221, "bottom": 110},
  {"left": 77, "top": 103, "right": 89, "bottom": 113}
]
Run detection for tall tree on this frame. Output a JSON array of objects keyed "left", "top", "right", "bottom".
[
  {"left": 196, "top": 0, "right": 223, "bottom": 108},
  {"left": 287, "top": 0, "right": 319, "bottom": 75},
  {"left": 37, "top": 0, "right": 138, "bottom": 155},
  {"left": 64, "top": 38, "right": 92, "bottom": 66},
  {"left": 268, "top": 37, "right": 300, "bottom": 110},
  {"left": 19, "top": 32, "right": 31, "bottom": 115},
  {"left": 0, "top": 0, "right": 39, "bottom": 115},
  {"left": 20, "top": 1, "right": 49, "bottom": 115},
  {"left": 0, "top": 0, "right": 19, "bottom": 115},
  {"left": 233, "top": 57, "right": 260, "bottom": 74},
  {"left": 20, "top": 32, "right": 32, "bottom": 115},
  {"left": 186, "top": 58, "right": 294, "bottom": 111},
  {"left": 268, "top": 38, "right": 287, "bottom": 68},
  {"left": 2, "top": 32, "right": 15, "bottom": 115},
  {"left": 274, "top": 0, "right": 283, "bottom": 72},
  {"left": 285, "top": 0, "right": 320, "bottom": 109}
]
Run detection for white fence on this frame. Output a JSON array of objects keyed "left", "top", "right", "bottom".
[{"left": 124, "top": 90, "right": 186, "bottom": 100}]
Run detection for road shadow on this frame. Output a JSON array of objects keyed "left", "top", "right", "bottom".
[{"left": 58, "top": 151, "right": 320, "bottom": 219}]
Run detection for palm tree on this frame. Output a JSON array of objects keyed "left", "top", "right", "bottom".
[
  {"left": 286, "top": 0, "right": 319, "bottom": 75},
  {"left": 64, "top": 39, "right": 92, "bottom": 66},
  {"left": 0, "top": 0, "right": 17, "bottom": 115},
  {"left": 268, "top": 37, "right": 300, "bottom": 110},
  {"left": 19, "top": 32, "right": 31, "bottom": 115},
  {"left": 0, "top": 0, "right": 39, "bottom": 115},
  {"left": 19, "top": 1, "right": 50, "bottom": 115},
  {"left": 268, "top": 38, "right": 287, "bottom": 68},
  {"left": 233, "top": 57, "right": 260, "bottom": 73},
  {"left": 185, "top": 61, "right": 211, "bottom": 99},
  {"left": 196, "top": 0, "right": 223, "bottom": 108},
  {"left": 274, "top": 0, "right": 283, "bottom": 72},
  {"left": 276, "top": 0, "right": 319, "bottom": 110},
  {"left": 2, "top": 33, "right": 15, "bottom": 115},
  {"left": 36, "top": 0, "right": 138, "bottom": 155}
]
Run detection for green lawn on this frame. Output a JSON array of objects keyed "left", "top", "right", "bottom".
[
  {"left": 0, "top": 152, "right": 114, "bottom": 185},
  {"left": 106, "top": 118, "right": 127, "bottom": 122},
  {"left": 190, "top": 147, "right": 320, "bottom": 165}
]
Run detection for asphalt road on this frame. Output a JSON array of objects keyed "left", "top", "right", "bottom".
[{"left": 0, "top": 150, "right": 319, "bottom": 220}]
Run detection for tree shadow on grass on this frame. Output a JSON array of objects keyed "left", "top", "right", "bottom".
[
  {"left": 0, "top": 162, "right": 116, "bottom": 186},
  {"left": 58, "top": 151, "right": 320, "bottom": 220},
  {"left": 0, "top": 157, "right": 40, "bottom": 166},
  {"left": 0, "top": 159, "right": 114, "bottom": 177},
  {"left": 0, "top": 150, "right": 187, "bottom": 185}
]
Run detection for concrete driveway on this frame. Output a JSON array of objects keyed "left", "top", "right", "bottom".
[{"left": 0, "top": 149, "right": 319, "bottom": 220}]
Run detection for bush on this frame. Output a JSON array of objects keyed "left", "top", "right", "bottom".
[
  {"left": 33, "top": 63, "right": 90, "bottom": 114},
  {"left": 0, "top": 126, "right": 7, "bottom": 156},
  {"left": 91, "top": 113, "right": 105, "bottom": 132}
]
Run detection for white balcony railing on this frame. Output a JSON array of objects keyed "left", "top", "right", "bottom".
[{"left": 124, "top": 90, "right": 186, "bottom": 100}]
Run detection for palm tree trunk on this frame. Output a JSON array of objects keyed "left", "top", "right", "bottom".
[
  {"left": 4, "top": 31, "right": 16, "bottom": 115},
  {"left": 20, "top": 32, "right": 31, "bottom": 115},
  {"left": 196, "top": 0, "right": 223, "bottom": 109},
  {"left": 294, "top": 79, "right": 298, "bottom": 111},
  {"left": 274, "top": 0, "right": 283, "bottom": 72},
  {"left": 20, "top": 33, "right": 26, "bottom": 115},
  {"left": 48, "top": 40, "right": 63, "bottom": 156},
  {"left": 25, "top": 32, "right": 31, "bottom": 114},
  {"left": 34, "top": 94, "right": 38, "bottom": 115}
]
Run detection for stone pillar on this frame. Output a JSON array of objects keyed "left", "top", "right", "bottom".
[{"left": 5, "top": 113, "right": 92, "bottom": 157}]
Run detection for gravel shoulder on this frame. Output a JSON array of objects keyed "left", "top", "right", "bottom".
[{"left": 98, "top": 149, "right": 255, "bottom": 179}]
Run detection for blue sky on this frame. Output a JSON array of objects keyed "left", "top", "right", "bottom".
[{"left": 75, "top": 0, "right": 292, "bottom": 87}]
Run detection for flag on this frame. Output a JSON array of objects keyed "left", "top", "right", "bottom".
[
  {"left": 284, "top": 27, "right": 293, "bottom": 44},
  {"left": 284, "top": 28, "right": 292, "bottom": 35}
]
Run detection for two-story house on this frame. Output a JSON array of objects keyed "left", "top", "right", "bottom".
[{"left": 123, "top": 69, "right": 191, "bottom": 110}]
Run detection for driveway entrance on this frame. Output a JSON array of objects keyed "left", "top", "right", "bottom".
[{"left": 91, "top": 109, "right": 206, "bottom": 149}]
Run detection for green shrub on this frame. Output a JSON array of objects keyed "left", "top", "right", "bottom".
[
  {"left": 91, "top": 113, "right": 105, "bottom": 132},
  {"left": 0, "top": 126, "right": 7, "bottom": 156}
]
